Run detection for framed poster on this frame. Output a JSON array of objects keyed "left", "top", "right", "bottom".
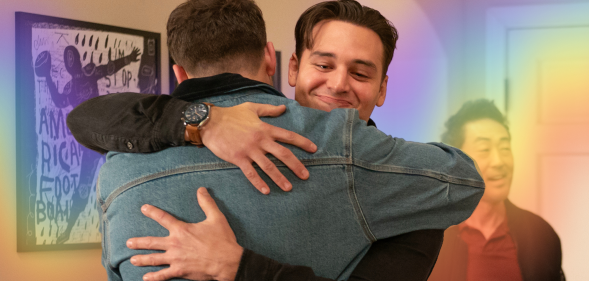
[{"left": 15, "top": 12, "right": 161, "bottom": 251}]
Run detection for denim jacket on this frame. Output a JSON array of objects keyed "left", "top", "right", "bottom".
[{"left": 97, "top": 74, "right": 484, "bottom": 281}]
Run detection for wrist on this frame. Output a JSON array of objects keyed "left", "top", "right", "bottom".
[
  {"left": 215, "top": 245, "right": 244, "bottom": 281},
  {"left": 198, "top": 105, "right": 219, "bottom": 143},
  {"left": 183, "top": 102, "right": 215, "bottom": 146}
]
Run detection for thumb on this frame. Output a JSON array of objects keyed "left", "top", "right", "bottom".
[
  {"left": 250, "top": 103, "right": 286, "bottom": 117},
  {"left": 197, "top": 187, "right": 223, "bottom": 221}
]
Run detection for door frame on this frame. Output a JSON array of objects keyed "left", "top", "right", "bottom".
[{"left": 485, "top": 2, "right": 589, "bottom": 115}]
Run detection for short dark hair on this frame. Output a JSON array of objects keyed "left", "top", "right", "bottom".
[
  {"left": 167, "top": 0, "right": 267, "bottom": 76},
  {"left": 441, "top": 99, "right": 510, "bottom": 148},
  {"left": 294, "top": 0, "right": 399, "bottom": 80}
]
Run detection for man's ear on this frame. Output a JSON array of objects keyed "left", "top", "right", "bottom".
[
  {"left": 376, "top": 75, "right": 388, "bottom": 107},
  {"left": 263, "top": 42, "right": 276, "bottom": 77},
  {"left": 288, "top": 52, "right": 300, "bottom": 87},
  {"left": 173, "top": 65, "right": 189, "bottom": 84}
]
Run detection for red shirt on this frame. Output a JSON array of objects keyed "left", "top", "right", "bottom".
[{"left": 459, "top": 217, "right": 523, "bottom": 281}]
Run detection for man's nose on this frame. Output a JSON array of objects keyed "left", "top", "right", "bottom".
[
  {"left": 489, "top": 148, "right": 506, "bottom": 168},
  {"left": 327, "top": 68, "right": 350, "bottom": 94}
]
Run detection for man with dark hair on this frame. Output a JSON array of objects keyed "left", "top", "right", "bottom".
[
  {"left": 429, "top": 99, "right": 564, "bottom": 281},
  {"left": 68, "top": 1, "right": 484, "bottom": 280}
]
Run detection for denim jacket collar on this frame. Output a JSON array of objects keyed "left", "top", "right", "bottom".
[{"left": 171, "top": 73, "right": 285, "bottom": 101}]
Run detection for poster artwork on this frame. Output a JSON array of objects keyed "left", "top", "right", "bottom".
[{"left": 16, "top": 12, "right": 161, "bottom": 251}]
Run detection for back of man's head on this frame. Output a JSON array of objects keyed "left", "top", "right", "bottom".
[
  {"left": 167, "top": 0, "right": 267, "bottom": 77},
  {"left": 294, "top": 0, "right": 398, "bottom": 80},
  {"left": 441, "top": 99, "right": 510, "bottom": 148}
]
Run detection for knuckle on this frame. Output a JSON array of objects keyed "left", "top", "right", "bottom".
[
  {"left": 230, "top": 150, "right": 245, "bottom": 160},
  {"left": 284, "top": 131, "right": 296, "bottom": 141},
  {"left": 168, "top": 237, "right": 180, "bottom": 249},
  {"left": 155, "top": 210, "right": 167, "bottom": 221},
  {"left": 174, "top": 268, "right": 185, "bottom": 277},
  {"left": 276, "top": 146, "right": 291, "bottom": 158},
  {"left": 259, "top": 160, "right": 275, "bottom": 171},
  {"left": 243, "top": 169, "right": 257, "bottom": 179},
  {"left": 259, "top": 122, "right": 271, "bottom": 130},
  {"left": 176, "top": 224, "right": 189, "bottom": 236},
  {"left": 251, "top": 131, "right": 265, "bottom": 142},
  {"left": 144, "top": 238, "right": 153, "bottom": 249}
]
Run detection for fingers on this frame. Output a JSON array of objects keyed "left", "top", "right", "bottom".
[
  {"left": 142, "top": 267, "right": 193, "bottom": 281},
  {"left": 264, "top": 141, "right": 309, "bottom": 180},
  {"left": 238, "top": 162, "right": 270, "bottom": 194},
  {"left": 250, "top": 153, "right": 292, "bottom": 192},
  {"left": 130, "top": 253, "right": 168, "bottom": 267},
  {"left": 271, "top": 126, "right": 317, "bottom": 153},
  {"left": 140, "top": 204, "right": 182, "bottom": 230},
  {"left": 127, "top": 236, "right": 167, "bottom": 251},
  {"left": 196, "top": 187, "right": 225, "bottom": 221},
  {"left": 248, "top": 103, "right": 287, "bottom": 117}
]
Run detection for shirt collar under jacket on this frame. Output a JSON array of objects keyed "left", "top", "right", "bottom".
[{"left": 171, "top": 73, "right": 285, "bottom": 101}]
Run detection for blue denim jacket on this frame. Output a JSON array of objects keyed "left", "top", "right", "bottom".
[{"left": 97, "top": 74, "right": 484, "bottom": 280}]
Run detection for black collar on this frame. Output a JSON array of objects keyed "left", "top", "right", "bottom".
[
  {"left": 171, "top": 73, "right": 285, "bottom": 101},
  {"left": 172, "top": 73, "right": 377, "bottom": 127}
]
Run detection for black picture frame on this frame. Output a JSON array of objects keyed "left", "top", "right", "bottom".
[{"left": 15, "top": 12, "right": 161, "bottom": 252}]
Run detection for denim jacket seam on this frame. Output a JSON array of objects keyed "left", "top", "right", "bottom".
[
  {"left": 104, "top": 218, "right": 114, "bottom": 271},
  {"left": 188, "top": 89, "right": 281, "bottom": 104},
  {"left": 351, "top": 159, "right": 485, "bottom": 188},
  {"left": 345, "top": 111, "right": 377, "bottom": 243},
  {"left": 101, "top": 162, "right": 241, "bottom": 212},
  {"left": 101, "top": 157, "right": 356, "bottom": 213}
]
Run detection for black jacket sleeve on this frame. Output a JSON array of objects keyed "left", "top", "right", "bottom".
[
  {"left": 66, "top": 93, "right": 191, "bottom": 154},
  {"left": 236, "top": 229, "right": 444, "bottom": 281}
]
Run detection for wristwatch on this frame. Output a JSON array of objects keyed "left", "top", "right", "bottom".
[{"left": 182, "top": 102, "right": 214, "bottom": 147}]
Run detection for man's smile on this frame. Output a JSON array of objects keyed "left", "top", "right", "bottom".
[{"left": 315, "top": 94, "right": 354, "bottom": 108}]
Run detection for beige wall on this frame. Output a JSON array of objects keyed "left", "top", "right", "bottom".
[{"left": 0, "top": 0, "right": 182, "bottom": 280}]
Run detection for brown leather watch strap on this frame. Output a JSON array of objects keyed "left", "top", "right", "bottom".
[
  {"left": 185, "top": 124, "right": 204, "bottom": 147},
  {"left": 184, "top": 102, "right": 214, "bottom": 147}
]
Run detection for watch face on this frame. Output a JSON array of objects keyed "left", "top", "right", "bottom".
[{"left": 184, "top": 103, "right": 209, "bottom": 125}]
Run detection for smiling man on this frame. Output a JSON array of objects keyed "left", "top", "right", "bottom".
[
  {"left": 67, "top": 1, "right": 484, "bottom": 281},
  {"left": 290, "top": 20, "right": 387, "bottom": 120},
  {"left": 428, "top": 99, "right": 564, "bottom": 281}
]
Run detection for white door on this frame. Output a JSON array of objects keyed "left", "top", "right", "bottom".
[{"left": 507, "top": 25, "right": 589, "bottom": 280}]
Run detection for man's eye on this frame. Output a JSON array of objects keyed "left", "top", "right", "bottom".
[
  {"left": 316, "top": 64, "right": 329, "bottom": 69},
  {"left": 354, "top": 73, "right": 367, "bottom": 78}
]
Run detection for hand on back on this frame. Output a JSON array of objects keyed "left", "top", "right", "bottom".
[
  {"left": 200, "top": 102, "right": 317, "bottom": 194},
  {"left": 127, "top": 187, "right": 242, "bottom": 281}
]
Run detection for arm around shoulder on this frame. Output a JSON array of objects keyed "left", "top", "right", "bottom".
[
  {"left": 347, "top": 111, "right": 485, "bottom": 239},
  {"left": 67, "top": 92, "right": 190, "bottom": 154}
]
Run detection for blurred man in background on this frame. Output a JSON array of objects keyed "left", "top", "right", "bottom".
[{"left": 428, "top": 99, "right": 564, "bottom": 281}]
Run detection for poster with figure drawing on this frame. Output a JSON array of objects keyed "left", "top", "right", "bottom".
[{"left": 16, "top": 12, "right": 160, "bottom": 251}]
